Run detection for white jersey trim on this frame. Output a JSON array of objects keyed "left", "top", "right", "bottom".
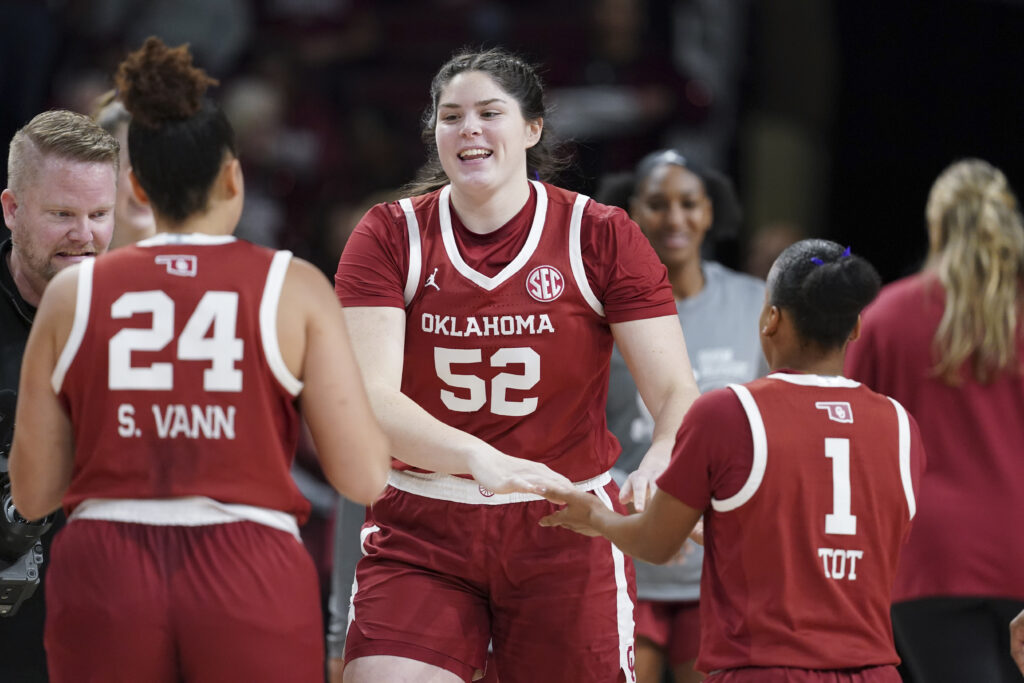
[
  {"left": 889, "top": 396, "right": 917, "bottom": 520},
  {"left": 259, "top": 250, "right": 302, "bottom": 397},
  {"left": 712, "top": 383, "right": 768, "bottom": 512},
  {"left": 51, "top": 258, "right": 94, "bottom": 393},
  {"left": 766, "top": 372, "right": 861, "bottom": 388},
  {"left": 569, "top": 192, "right": 605, "bottom": 317},
  {"left": 436, "top": 180, "right": 548, "bottom": 291},
  {"left": 399, "top": 197, "right": 422, "bottom": 306},
  {"left": 592, "top": 484, "right": 636, "bottom": 681},
  {"left": 69, "top": 496, "right": 301, "bottom": 540},
  {"left": 136, "top": 233, "right": 236, "bottom": 247}
]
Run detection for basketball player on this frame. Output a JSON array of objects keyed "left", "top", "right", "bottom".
[
  {"left": 335, "top": 47, "right": 700, "bottom": 683},
  {"left": 9, "top": 37, "right": 389, "bottom": 682},
  {"left": 542, "top": 239, "right": 926, "bottom": 682}
]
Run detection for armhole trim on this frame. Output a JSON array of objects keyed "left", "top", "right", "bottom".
[
  {"left": 568, "top": 192, "right": 604, "bottom": 316},
  {"left": 51, "top": 259, "right": 94, "bottom": 393},
  {"left": 399, "top": 198, "right": 422, "bottom": 306},
  {"left": 888, "top": 396, "right": 916, "bottom": 520},
  {"left": 711, "top": 383, "right": 768, "bottom": 512},
  {"left": 259, "top": 250, "right": 303, "bottom": 397}
]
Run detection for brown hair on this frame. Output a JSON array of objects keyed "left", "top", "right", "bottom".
[{"left": 7, "top": 109, "right": 119, "bottom": 192}]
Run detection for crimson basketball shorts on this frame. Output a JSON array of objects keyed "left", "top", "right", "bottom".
[
  {"left": 345, "top": 471, "right": 638, "bottom": 683},
  {"left": 705, "top": 665, "right": 902, "bottom": 682},
  {"left": 634, "top": 599, "right": 701, "bottom": 666},
  {"left": 44, "top": 519, "right": 324, "bottom": 683}
]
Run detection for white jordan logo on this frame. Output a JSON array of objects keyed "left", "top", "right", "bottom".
[{"left": 425, "top": 267, "right": 440, "bottom": 291}]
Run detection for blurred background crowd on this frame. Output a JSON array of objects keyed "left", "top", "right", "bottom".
[{"left": 3, "top": 0, "right": 1023, "bottom": 284}]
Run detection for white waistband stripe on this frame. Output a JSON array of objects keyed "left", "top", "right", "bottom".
[{"left": 69, "top": 496, "right": 300, "bottom": 540}]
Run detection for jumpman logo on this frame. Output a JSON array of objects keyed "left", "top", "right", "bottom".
[{"left": 425, "top": 267, "right": 440, "bottom": 291}]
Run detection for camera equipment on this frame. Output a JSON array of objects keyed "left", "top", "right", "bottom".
[{"left": 0, "top": 390, "right": 53, "bottom": 617}]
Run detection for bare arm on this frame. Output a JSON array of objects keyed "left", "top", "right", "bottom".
[
  {"left": 9, "top": 268, "right": 78, "bottom": 520},
  {"left": 539, "top": 486, "right": 703, "bottom": 564},
  {"left": 342, "top": 306, "right": 573, "bottom": 494},
  {"left": 1011, "top": 609, "right": 1024, "bottom": 675},
  {"left": 277, "top": 259, "right": 390, "bottom": 506},
  {"left": 611, "top": 314, "right": 699, "bottom": 510}
]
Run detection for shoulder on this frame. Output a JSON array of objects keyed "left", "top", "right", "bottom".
[
  {"left": 686, "top": 385, "right": 746, "bottom": 423},
  {"left": 540, "top": 182, "right": 633, "bottom": 229},
  {"left": 862, "top": 274, "right": 930, "bottom": 320}
]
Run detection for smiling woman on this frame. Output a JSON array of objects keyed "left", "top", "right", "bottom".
[{"left": 331, "top": 47, "right": 701, "bottom": 683}]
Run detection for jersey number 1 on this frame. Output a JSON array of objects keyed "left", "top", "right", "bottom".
[{"left": 825, "top": 437, "right": 857, "bottom": 535}]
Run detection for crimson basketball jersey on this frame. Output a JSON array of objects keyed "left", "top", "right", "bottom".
[
  {"left": 338, "top": 181, "right": 674, "bottom": 481},
  {"left": 658, "top": 372, "right": 925, "bottom": 672},
  {"left": 55, "top": 234, "right": 310, "bottom": 522}
]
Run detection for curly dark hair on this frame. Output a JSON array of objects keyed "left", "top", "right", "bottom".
[{"left": 116, "top": 36, "right": 235, "bottom": 223}]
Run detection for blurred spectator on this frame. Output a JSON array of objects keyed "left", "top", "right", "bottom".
[
  {"left": 91, "top": 91, "right": 157, "bottom": 248},
  {"left": 846, "top": 158, "right": 1024, "bottom": 683}
]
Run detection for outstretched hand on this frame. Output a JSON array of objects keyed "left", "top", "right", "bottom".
[
  {"left": 620, "top": 440, "right": 672, "bottom": 512},
  {"left": 619, "top": 467, "right": 658, "bottom": 512},
  {"left": 688, "top": 519, "right": 705, "bottom": 546},
  {"left": 538, "top": 487, "right": 605, "bottom": 537},
  {"left": 468, "top": 450, "right": 574, "bottom": 497}
]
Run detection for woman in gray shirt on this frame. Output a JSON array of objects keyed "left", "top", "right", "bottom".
[{"left": 605, "top": 150, "right": 769, "bottom": 683}]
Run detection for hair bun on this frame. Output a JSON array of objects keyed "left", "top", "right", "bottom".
[{"left": 115, "top": 36, "right": 218, "bottom": 129}]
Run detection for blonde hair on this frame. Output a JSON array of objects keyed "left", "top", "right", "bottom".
[
  {"left": 7, "top": 109, "right": 119, "bottom": 193},
  {"left": 925, "top": 158, "right": 1024, "bottom": 384}
]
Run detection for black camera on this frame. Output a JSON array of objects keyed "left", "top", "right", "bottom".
[{"left": 0, "top": 390, "right": 54, "bottom": 617}]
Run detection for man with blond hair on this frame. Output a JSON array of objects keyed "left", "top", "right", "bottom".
[{"left": 0, "top": 109, "right": 118, "bottom": 682}]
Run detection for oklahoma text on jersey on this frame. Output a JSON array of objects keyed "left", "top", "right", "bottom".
[{"left": 420, "top": 312, "right": 555, "bottom": 337}]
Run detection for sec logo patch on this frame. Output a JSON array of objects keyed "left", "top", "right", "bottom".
[{"left": 526, "top": 265, "right": 564, "bottom": 302}]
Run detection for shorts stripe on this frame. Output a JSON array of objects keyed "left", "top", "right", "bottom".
[
  {"left": 346, "top": 524, "right": 380, "bottom": 642},
  {"left": 593, "top": 485, "right": 636, "bottom": 682}
]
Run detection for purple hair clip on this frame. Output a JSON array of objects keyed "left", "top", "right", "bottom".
[
  {"left": 841, "top": 246, "right": 852, "bottom": 258},
  {"left": 533, "top": 170, "right": 540, "bottom": 181},
  {"left": 810, "top": 257, "right": 825, "bottom": 266}
]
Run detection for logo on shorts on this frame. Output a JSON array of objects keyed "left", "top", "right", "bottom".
[
  {"left": 478, "top": 485, "right": 495, "bottom": 498},
  {"left": 155, "top": 254, "right": 197, "bottom": 277},
  {"left": 526, "top": 265, "right": 564, "bottom": 302},
  {"left": 815, "top": 401, "right": 853, "bottom": 423}
]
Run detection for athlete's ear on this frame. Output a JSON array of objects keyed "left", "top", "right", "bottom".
[
  {"left": 224, "top": 158, "right": 244, "bottom": 198},
  {"left": 848, "top": 314, "right": 862, "bottom": 343},
  {"left": 128, "top": 171, "right": 151, "bottom": 206},
  {"left": 524, "top": 117, "right": 542, "bottom": 150},
  {"left": 762, "top": 305, "right": 781, "bottom": 336}
]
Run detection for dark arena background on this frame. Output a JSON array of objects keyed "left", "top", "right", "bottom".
[{"left": 2, "top": 0, "right": 1022, "bottom": 284}]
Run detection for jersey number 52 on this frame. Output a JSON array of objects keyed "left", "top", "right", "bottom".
[{"left": 434, "top": 347, "right": 539, "bottom": 416}]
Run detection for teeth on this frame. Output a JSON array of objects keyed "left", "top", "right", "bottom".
[{"left": 459, "top": 148, "right": 492, "bottom": 160}]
